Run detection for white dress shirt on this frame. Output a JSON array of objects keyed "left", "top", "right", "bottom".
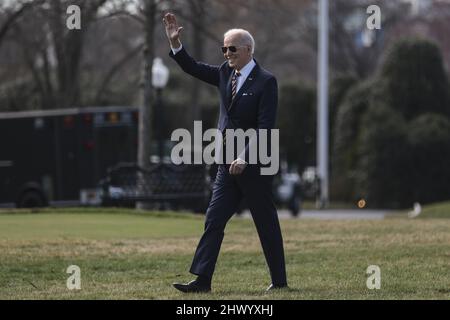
[
  {"left": 171, "top": 44, "right": 183, "bottom": 55},
  {"left": 233, "top": 59, "right": 256, "bottom": 92}
]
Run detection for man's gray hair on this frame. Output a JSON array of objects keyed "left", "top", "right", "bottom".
[{"left": 224, "top": 29, "right": 255, "bottom": 54}]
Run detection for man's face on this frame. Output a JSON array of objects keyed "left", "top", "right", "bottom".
[{"left": 223, "top": 34, "right": 251, "bottom": 70}]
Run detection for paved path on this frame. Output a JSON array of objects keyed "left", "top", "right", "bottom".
[{"left": 239, "top": 209, "right": 390, "bottom": 220}]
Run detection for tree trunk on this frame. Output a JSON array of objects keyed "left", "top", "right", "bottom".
[
  {"left": 188, "top": 0, "right": 206, "bottom": 132},
  {"left": 136, "top": 0, "right": 156, "bottom": 210}
]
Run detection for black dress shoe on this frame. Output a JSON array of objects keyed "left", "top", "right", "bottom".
[
  {"left": 173, "top": 280, "right": 211, "bottom": 293},
  {"left": 266, "top": 283, "right": 288, "bottom": 292}
]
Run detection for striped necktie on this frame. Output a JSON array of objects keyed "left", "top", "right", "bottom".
[{"left": 231, "top": 70, "right": 241, "bottom": 101}]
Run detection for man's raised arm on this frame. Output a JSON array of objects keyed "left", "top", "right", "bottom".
[{"left": 163, "top": 12, "right": 220, "bottom": 87}]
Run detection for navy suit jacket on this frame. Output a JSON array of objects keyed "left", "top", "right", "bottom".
[{"left": 169, "top": 46, "right": 278, "bottom": 164}]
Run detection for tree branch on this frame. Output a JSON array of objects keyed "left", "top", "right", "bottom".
[
  {"left": 95, "top": 10, "right": 145, "bottom": 25},
  {"left": 94, "top": 42, "right": 144, "bottom": 103},
  {"left": 0, "top": 0, "right": 44, "bottom": 45}
]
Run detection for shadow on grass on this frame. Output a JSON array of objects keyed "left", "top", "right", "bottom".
[{"left": 176, "top": 286, "right": 303, "bottom": 298}]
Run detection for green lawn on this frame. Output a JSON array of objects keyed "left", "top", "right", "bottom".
[
  {"left": 0, "top": 207, "right": 449, "bottom": 299},
  {"left": 416, "top": 201, "right": 450, "bottom": 219}
]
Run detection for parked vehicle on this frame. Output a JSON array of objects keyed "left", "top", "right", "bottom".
[
  {"left": 301, "top": 166, "right": 320, "bottom": 200},
  {"left": 0, "top": 106, "right": 138, "bottom": 207},
  {"left": 214, "top": 162, "right": 303, "bottom": 217},
  {"left": 273, "top": 170, "right": 302, "bottom": 216}
]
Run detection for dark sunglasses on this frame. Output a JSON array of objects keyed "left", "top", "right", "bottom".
[{"left": 221, "top": 45, "right": 245, "bottom": 53}]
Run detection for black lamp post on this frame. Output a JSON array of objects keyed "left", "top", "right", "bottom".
[{"left": 151, "top": 57, "right": 169, "bottom": 163}]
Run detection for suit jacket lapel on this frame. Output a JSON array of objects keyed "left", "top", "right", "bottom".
[{"left": 225, "top": 72, "right": 233, "bottom": 107}]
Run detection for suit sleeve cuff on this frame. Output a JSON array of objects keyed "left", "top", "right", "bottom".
[
  {"left": 171, "top": 44, "right": 183, "bottom": 55},
  {"left": 237, "top": 157, "right": 248, "bottom": 165}
]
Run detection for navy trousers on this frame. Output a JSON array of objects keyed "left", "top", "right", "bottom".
[{"left": 189, "top": 164, "right": 287, "bottom": 285}]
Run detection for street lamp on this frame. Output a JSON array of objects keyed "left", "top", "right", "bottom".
[{"left": 152, "top": 57, "right": 169, "bottom": 163}]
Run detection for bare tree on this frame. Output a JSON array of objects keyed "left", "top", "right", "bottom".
[
  {"left": 137, "top": 0, "right": 157, "bottom": 174},
  {"left": 299, "top": 0, "right": 408, "bottom": 79},
  {"left": 0, "top": 1, "right": 44, "bottom": 46},
  {"left": 187, "top": 0, "right": 206, "bottom": 129},
  {"left": 94, "top": 42, "right": 144, "bottom": 104},
  {"left": 47, "top": 0, "right": 108, "bottom": 108},
  {"left": 3, "top": 0, "right": 108, "bottom": 110}
]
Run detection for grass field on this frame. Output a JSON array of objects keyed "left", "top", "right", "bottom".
[{"left": 0, "top": 206, "right": 449, "bottom": 300}]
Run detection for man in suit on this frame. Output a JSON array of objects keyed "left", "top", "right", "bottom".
[{"left": 163, "top": 12, "right": 287, "bottom": 293}]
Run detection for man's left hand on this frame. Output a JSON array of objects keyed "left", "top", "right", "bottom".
[{"left": 229, "top": 158, "right": 247, "bottom": 175}]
